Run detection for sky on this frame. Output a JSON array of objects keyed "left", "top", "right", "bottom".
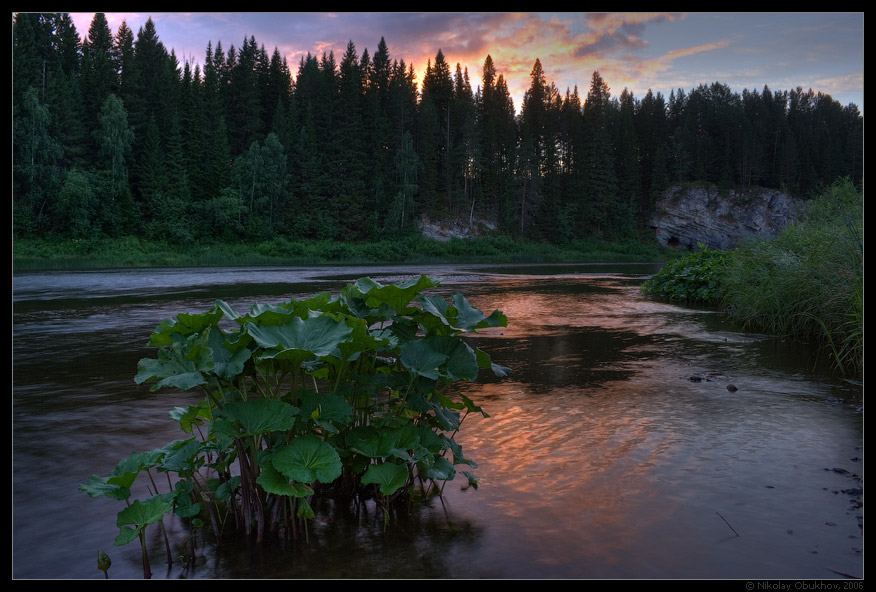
[{"left": 68, "top": 12, "right": 864, "bottom": 114}]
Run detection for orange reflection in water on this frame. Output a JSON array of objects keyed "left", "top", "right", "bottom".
[{"left": 441, "top": 275, "right": 714, "bottom": 573}]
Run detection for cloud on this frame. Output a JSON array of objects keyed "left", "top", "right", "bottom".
[
  {"left": 574, "top": 13, "right": 684, "bottom": 57},
  {"left": 61, "top": 12, "right": 862, "bottom": 113}
]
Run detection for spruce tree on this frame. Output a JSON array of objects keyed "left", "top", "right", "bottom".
[{"left": 582, "top": 71, "right": 620, "bottom": 236}]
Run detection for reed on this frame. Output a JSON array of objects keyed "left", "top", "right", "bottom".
[{"left": 722, "top": 179, "right": 863, "bottom": 376}]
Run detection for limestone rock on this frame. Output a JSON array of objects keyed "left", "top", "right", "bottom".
[
  {"left": 419, "top": 215, "right": 497, "bottom": 242},
  {"left": 650, "top": 185, "right": 797, "bottom": 250}
]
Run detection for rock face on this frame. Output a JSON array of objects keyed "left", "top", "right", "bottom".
[
  {"left": 650, "top": 185, "right": 797, "bottom": 250},
  {"left": 419, "top": 215, "right": 497, "bottom": 242}
]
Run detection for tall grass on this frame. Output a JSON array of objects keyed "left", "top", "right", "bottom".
[{"left": 722, "top": 179, "right": 863, "bottom": 376}]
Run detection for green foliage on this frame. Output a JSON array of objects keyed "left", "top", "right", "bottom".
[
  {"left": 81, "top": 275, "right": 508, "bottom": 574},
  {"left": 12, "top": 14, "right": 864, "bottom": 248},
  {"left": 642, "top": 244, "right": 731, "bottom": 303},
  {"left": 13, "top": 233, "right": 671, "bottom": 271},
  {"left": 722, "top": 178, "right": 862, "bottom": 375}
]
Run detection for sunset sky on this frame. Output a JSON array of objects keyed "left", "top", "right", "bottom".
[{"left": 68, "top": 12, "right": 864, "bottom": 114}]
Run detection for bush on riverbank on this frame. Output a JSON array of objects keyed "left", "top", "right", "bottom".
[
  {"left": 641, "top": 244, "right": 730, "bottom": 303},
  {"left": 641, "top": 179, "right": 862, "bottom": 377},
  {"left": 722, "top": 179, "right": 863, "bottom": 376}
]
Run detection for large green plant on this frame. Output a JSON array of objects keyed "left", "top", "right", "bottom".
[
  {"left": 642, "top": 244, "right": 730, "bottom": 304},
  {"left": 80, "top": 275, "right": 508, "bottom": 577}
]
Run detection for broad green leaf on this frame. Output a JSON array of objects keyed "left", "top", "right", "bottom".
[
  {"left": 417, "top": 294, "right": 454, "bottom": 332},
  {"left": 437, "top": 393, "right": 465, "bottom": 411},
  {"left": 214, "top": 476, "right": 241, "bottom": 501},
  {"left": 113, "top": 449, "right": 163, "bottom": 476},
  {"left": 430, "top": 404, "right": 461, "bottom": 432},
  {"left": 424, "top": 455, "right": 455, "bottom": 481},
  {"left": 474, "top": 347, "right": 511, "bottom": 377},
  {"left": 356, "top": 275, "right": 439, "bottom": 315},
  {"left": 114, "top": 497, "right": 173, "bottom": 546},
  {"left": 104, "top": 449, "right": 164, "bottom": 491},
  {"left": 172, "top": 490, "right": 201, "bottom": 518},
  {"left": 218, "top": 399, "right": 299, "bottom": 437},
  {"left": 246, "top": 302, "right": 295, "bottom": 325},
  {"left": 346, "top": 424, "right": 419, "bottom": 459},
  {"left": 159, "top": 438, "right": 204, "bottom": 473},
  {"left": 417, "top": 425, "right": 449, "bottom": 454},
  {"left": 169, "top": 400, "right": 212, "bottom": 434},
  {"left": 148, "top": 305, "right": 224, "bottom": 346},
  {"left": 79, "top": 474, "right": 131, "bottom": 501},
  {"left": 452, "top": 293, "right": 507, "bottom": 331},
  {"left": 399, "top": 338, "right": 447, "bottom": 379},
  {"left": 285, "top": 292, "right": 344, "bottom": 318},
  {"left": 135, "top": 349, "right": 207, "bottom": 391},
  {"left": 206, "top": 325, "right": 251, "bottom": 379},
  {"left": 114, "top": 526, "right": 141, "bottom": 547},
  {"left": 271, "top": 436, "right": 342, "bottom": 484},
  {"left": 442, "top": 340, "right": 479, "bottom": 381},
  {"left": 246, "top": 315, "right": 353, "bottom": 365},
  {"left": 449, "top": 293, "right": 486, "bottom": 331},
  {"left": 256, "top": 460, "right": 314, "bottom": 498},
  {"left": 215, "top": 299, "right": 241, "bottom": 322},
  {"left": 401, "top": 336, "right": 478, "bottom": 381},
  {"left": 334, "top": 316, "right": 387, "bottom": 362},
  {"left": 361, "top": 462, "right": 410, "bottom": 496},
  {"left": 295, "top": 391, "right": 352, "bottom": 431}
]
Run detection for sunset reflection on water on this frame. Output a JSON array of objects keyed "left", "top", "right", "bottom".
[
  {"left": 433, "top": 271, "right": 862, "bottom": 578},
  {"left": 13, "top": 265, "right": 862, "bottom": 579}
]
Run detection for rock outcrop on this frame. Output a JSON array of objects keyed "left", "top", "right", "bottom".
[
  {"left": 419, "top": 215, "right": 497, "bottom": 242},
  {"left": 650, "top": 185, "right": 797, "bottom": 250}
]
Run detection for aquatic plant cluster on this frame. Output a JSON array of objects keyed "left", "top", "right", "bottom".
[{"left": 80, "top": 275, "right": 508, "bottom": 578}]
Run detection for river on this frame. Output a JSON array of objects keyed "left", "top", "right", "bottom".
[{"left": 12, "top": 264, "right": 863, "bottom": 579}]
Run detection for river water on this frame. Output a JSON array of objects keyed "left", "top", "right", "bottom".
[{"left": 12, "top": 264, "right": 863, "bottom": 579}]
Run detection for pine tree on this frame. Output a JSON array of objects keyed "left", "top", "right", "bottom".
[
  {"left": 13, "top": 13, "right": 56, "bottom": 105},
  {"left": 615, "top": 88, "right": 642, "bottom": 227},
  {"left": 335, "top": 40, "right": 369, "bottom": 238},
  {"left": 420, "top": 50, "right": 454, "bottom": 211},
  {"left": 82, "top": 13, "right": 118, "bottom": 154},
  {"left": 519, "top": 58, "right": 564, "bottom": 238},
  {"left": 582, "top": 71, "right": 621, "bottom": 236},
  {"left": 46, "top": 14, "right": 88, "bottom": 171},
  {"left": 636, "top": 89, "right": 670, "bottom": 214}
]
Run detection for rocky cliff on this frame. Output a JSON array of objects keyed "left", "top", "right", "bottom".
[
  {"left": 419, "top": 215, "right": 498, "bottom": 242},
  {"left": 650, "top": 185, "right": 797, "bottom": 250}
]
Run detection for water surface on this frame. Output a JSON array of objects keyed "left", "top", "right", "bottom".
[{"left": 12, "top": 264, "right": 863, "bottom": 579}]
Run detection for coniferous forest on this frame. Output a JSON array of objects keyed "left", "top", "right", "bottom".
[{"left": 13, "top": 13, "right": 864, "bottom": 249}]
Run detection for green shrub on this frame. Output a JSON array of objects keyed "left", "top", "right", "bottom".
[{"left": 642, "top": 244, "right": 730, "bottom": 304}]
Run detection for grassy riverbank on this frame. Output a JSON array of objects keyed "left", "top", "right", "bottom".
[
  {"left": 722, "top": 180, "right": 863, "bottom": 377},
  {"left": 13, "top": 233, "right": 671, "bottom": 271},
  {"left": 642, "top": 179, "right": 863, "bottom": 377}
]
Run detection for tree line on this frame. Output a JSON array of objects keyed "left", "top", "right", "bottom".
[{"left": 13, "top": 13, "right": 863, "bottom": 246}]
